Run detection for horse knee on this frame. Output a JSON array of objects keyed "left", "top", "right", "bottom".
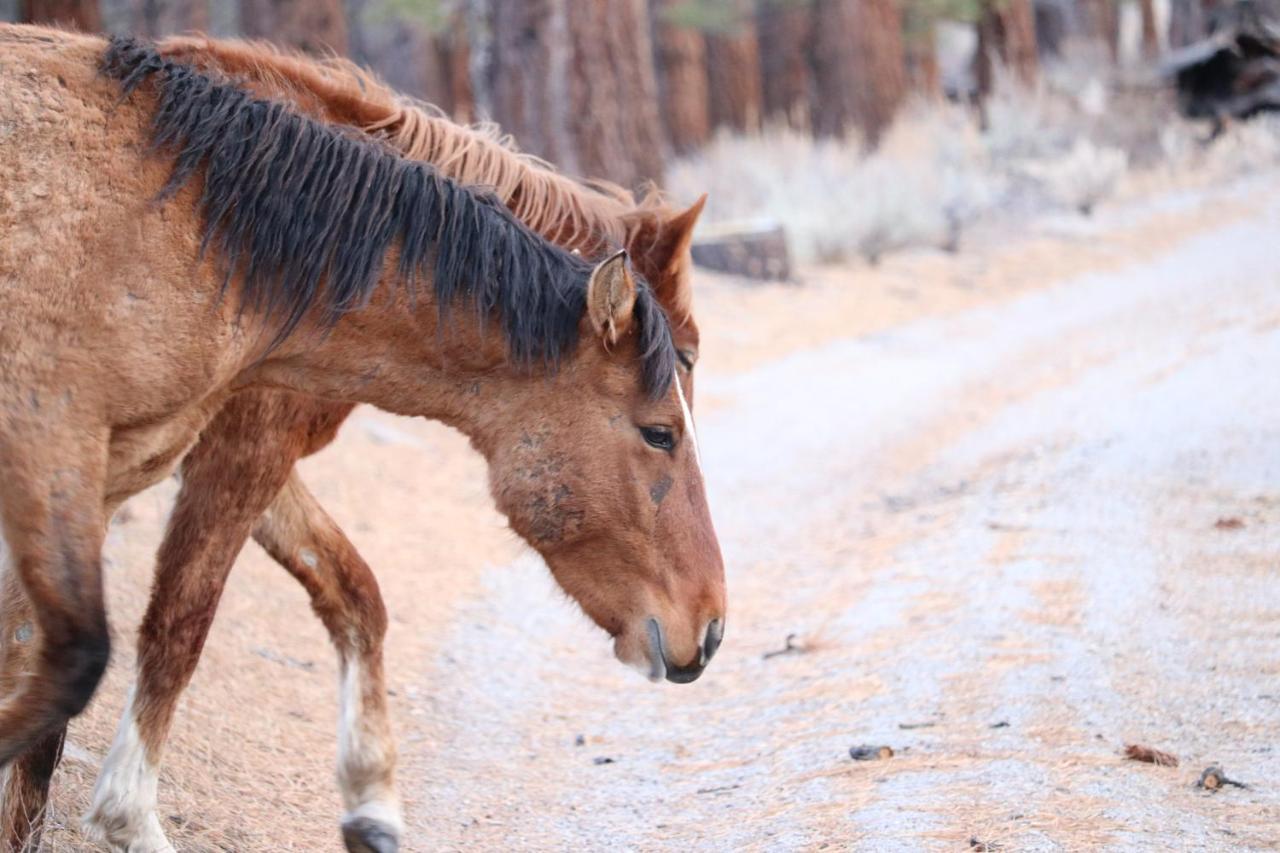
[
  {"left": 361, "top": 592, "right": 388, "bottom": 648},
  {"left": 48, "top": 626, "right": 111, "bottom": 719}
]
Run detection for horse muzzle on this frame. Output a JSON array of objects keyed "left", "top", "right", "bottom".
[{"left": 645, "top": 616, "right": 723, "bottom": 684}]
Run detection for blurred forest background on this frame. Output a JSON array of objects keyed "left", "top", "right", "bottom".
[{"left": 6, "top": 0, "right": 1279, "bottom": 266}]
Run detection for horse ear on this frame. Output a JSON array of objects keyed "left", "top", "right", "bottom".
[
  {"left": 639, "top": 195, "right": 706, "bottom": 320},
  {"left": 653, "top": 194, "right": 706, "bottom": 274},
  {"left": 587, "top": 249, "right": 636, "bottom": 345}
]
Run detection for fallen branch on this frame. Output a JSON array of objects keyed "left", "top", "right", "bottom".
[
  {"left": 762, "top": 633, "right": 802, "bottom": 660},
  {"left": 1124, "top": 743, "right": 1179, "bottom": 767}
]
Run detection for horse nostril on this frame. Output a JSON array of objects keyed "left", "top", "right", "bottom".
[{"left": 703, "top": 618, "right": 724, "bottom": 663}]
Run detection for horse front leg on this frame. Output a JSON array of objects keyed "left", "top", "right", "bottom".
[
  {"left": 0, "top": 727, "right": 65, "bottom": 853},
  {"left": 252, "top": 472, "right": 400, "bottom": 853},
  {"left": 84, "top": 394, "right": 317, "bottom": 853},
  {"left": 0, "top": 568, "right": 66, "bottom": 853},
  {"left": 0, "top": 425, "right": 111, "bottom": 794}
]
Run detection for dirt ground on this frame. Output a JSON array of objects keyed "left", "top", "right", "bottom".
[{"left": 40, "top": 174, "right": 1280, "bottom": 851}]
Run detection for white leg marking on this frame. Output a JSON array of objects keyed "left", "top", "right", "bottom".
[
  {"left": 674, "top": 370, "right": 701, "bottom": 467},
  {"left": 84, "top": 686, "right": 174, "bottom": 853},
  {"left": 337, "top": 656, "right": 403, "bottom": 836}
]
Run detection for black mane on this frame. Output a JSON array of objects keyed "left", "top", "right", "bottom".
[{"left": 100, "top": 37, "right": 674, "bottom": 398}]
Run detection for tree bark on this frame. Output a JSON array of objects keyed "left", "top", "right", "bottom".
[
  {"left": 483, "top": 0, "right": 663, "bottom": 187},
  {"left": 130, "top": 0, "right": 209, "bottom": 37},
  {"left": 437, "top": 10, "right": 475, "bottom": 124},
  {"left": 811, "top": 0, "right": 906, "bottom": 145},
  {"left": 757, "top": 0, "right": 812, "bottom": 130},
  {"left": 995, "top": 0, "right": 1038, "bottom": 85},
  {"left": 360, "top": 20, "right": 446, "bottom": 110},
  {"left": 654, "top": 0, "right": 711, "bottom": 153},
  {"left": 1168, "top": 0, "right": 1206, "bottom": 48},
  {"left": 705, "top": 0, "right": 763, "bottom": 134},
  {"left": 564, "top": 0, "right": 665, "bottom": 186},
  {"left": 239, "top": 0, "right": 349, "bottom": 55},
  {"left": 1084, "top": 0, "right": 1120, "bottom": 63},
  {"left": 973, "top": 6, "right": 996, "bottom": 106},
  {"left": 974, "top": 0, "right": 1038, "bottom": 91},
  {"left": 905, "top": 19, "right": 941, "bottom": 98},
  {"left": 486, "top": 0, "right": 571, "bottom": 170},
  {"left": 20, "top": 0, "right": 100, "bottom": 30},
  {"left": 1139, "top": 0, "right": 1160, "bottom": 59}
]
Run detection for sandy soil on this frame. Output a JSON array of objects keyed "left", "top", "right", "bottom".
[{"left": 39, "top": 175, "right": 1280, "bottom": 851}]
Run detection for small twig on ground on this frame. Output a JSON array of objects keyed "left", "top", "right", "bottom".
[
  {"left": 696, "top": 784, "right": 741, "bottom": 795},
  {"left": 898, "top": 721, "right": 937, "bottom": 730},
  {"left": 989, "top": 721, "right": 1010, "bottom": 729},
  {"left": 1198, "top": 765, "right": 1247, "bottom": 790},
  {"left": 762, "top": 633, "right": 803, "bottom": 660},
  {"left": 849, "top": 745, "right": 894, "bottom": 761},
  {"left": 252, "top": 647, "right": 315, "bottom": 672},
  {"left": 592, "top": 756, "right": 615, "bottom": 766},
  {"left": 1214, "top": 517, "right": 1245, "bottom": 530},
  {"left": 1124, "top": 744, "right": 1179, "bottom": 767},
  {"left": 969, "top": 838, "right": 1001, "bottom": 851}
]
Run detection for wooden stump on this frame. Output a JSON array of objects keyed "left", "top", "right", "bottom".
[{"left": 690, "top": 220, "right": 792, "bottom": 283}]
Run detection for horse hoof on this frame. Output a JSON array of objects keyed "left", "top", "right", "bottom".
[{"left": 341, "top": 815, "right": 400, "bottom": 853}]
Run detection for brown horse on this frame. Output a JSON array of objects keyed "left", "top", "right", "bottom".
[
  {"left": 0, "top": 26, "right": 724, "bottom": 853},
  {"left": 73, "top": 35, "right": 710, "bottom": 853}
]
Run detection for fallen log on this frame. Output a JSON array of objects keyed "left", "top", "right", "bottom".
[{"left": 691, "top": 219, "right": 793, "bottom": 283}]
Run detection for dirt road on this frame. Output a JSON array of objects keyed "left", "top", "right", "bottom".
[{"left": 46, "top": 177, "right": 1280, "bottom": 850}]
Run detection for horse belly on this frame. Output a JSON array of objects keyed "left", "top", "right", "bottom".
[{"left": 105, "top": 402, "right": 226, "bottom": 512}]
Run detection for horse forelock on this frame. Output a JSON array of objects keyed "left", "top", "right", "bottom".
[{"left": 99, "top": 36, "right": 676, "bottom": 399}]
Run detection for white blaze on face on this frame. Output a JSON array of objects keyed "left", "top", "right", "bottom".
[
  {"left": 85, "top": 686, "right": 174, "bottom": 852},
  {"left": 674, "top": 370, "right": 701, "bottom": 468}
]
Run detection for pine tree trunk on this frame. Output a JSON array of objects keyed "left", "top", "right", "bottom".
[
  {"left": 130, "top": 0, "right": 209, "bottom": 37},
  {"left": 484, "top": 0, "right": 664, "bottom": 188},
  {"left": 1139, "top": 0, "right": 1160, "bottom": 58},
  {"left": 757, "top": 0, "right": 812, "bottom": 130},
  {"left": 810, "top": 0, "right": 856, "bottom": 137},
  {"left": 21, "top": 0, "right": 100, "bottom": 30},
  {"left": 1168, "top": 0, "right": 1206, "bottom": 48},
  {"left": 905, "top": 20, "right": 941, "bottom": 98},
  {"left": 977, "top": 8, "right": 998, "bottom": 102},
  {"left": 705, "top": 0, "right": 763, "bottom": 134},
  {"left": 486, "top": 0, "right": 569, "bottom": 168},
  {"left": 974, "top": 0, "right": 1039, "bottom": 90},
  {"left": 609, "top": 0, "right": 664, "bottom": 183},
  {"left": 437, "top": 11, "right": 475, "bottom": 124},
  {"left": 564, "top": 0, "right": 665, "bottom": 186},
  {"left": 654, "top": 0, "right": 711, "bottom": 153},
  {"left": 812, "top": 0, "right": 905, "bottom": 145},
  {"left": 1085, "top": 0, "right": 1120, "bottom": 63},
  {"left": 359, "top": 20, "right": 448, "bottom": 110},
  {"left": 240, "top": 0, "right": 348, "bottom": 55},
  {"left": 996, "top": 0, "right": 1038, "bottom": 85}
]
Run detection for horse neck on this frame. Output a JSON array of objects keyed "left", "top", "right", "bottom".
[{"left": 246, "top": 274, "right": 517, "bottom": 437}]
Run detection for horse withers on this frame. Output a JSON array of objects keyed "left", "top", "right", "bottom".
[{"left": 0, "top": 27, "right": 724, "bottom": 851}]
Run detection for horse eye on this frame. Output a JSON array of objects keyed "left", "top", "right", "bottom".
[
  {"left": 640, "top": 426, "right": 675, "bottom": 451},
  {"left": 677, "top": 350, "right": 696, "bottom": 371}
]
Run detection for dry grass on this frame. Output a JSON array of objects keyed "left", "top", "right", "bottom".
[{"left": 670, "top": 60, "right": 1280, "bottom": 267}]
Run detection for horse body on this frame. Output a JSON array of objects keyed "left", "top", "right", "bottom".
[
  {"left": 0, "top": 26, "right": 723, "bottom": 853},
  {"left": 1, "top": 33, "right": 255, "bottom": 501}
]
